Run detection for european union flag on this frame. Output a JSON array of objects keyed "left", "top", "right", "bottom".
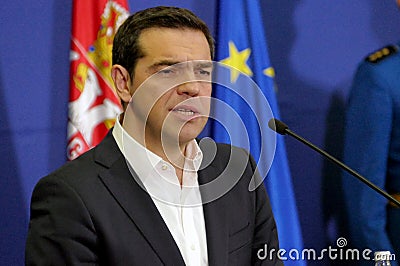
[{"left": 210, "top": 1, "right": 305, "bottom": 264}]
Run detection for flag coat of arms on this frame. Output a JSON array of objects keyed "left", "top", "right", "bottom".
[
  {"left": 211, "top": 1, "right": 305, "bottom": 264},
  {"left": 68, "top": 0, "right": 129, "bottom": 160}
]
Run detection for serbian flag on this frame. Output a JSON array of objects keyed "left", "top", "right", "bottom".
[{"left": 67, "top": 0, "right": 129, "bottom": 160}]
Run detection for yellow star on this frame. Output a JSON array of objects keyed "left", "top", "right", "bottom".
[
  {"left": 220, "top": 41, "right": 253, "bottom": 83},
  {"left": 263, "top": 67, "right": 275, "bottom": 78}
]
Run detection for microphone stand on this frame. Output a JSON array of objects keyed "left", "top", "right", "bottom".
[{"left": 269, "top": 118, "right": 400, "bottom": 208}]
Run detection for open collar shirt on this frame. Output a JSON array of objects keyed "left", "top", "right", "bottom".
[{"left": 112, "top": 117, "right": 208, "bottom": 266}]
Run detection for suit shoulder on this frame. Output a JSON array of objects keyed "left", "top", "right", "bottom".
[
  {"left": 39, "top": 148, "right": 97, "bottom": 185},
  {"left": 198, "top": 138, "right": 251, "bottom": 164},
  {"left": 365, "top": 44, "right": 399, "bottom": 64},
  {"left": 205, "top": 140, "right": 249, "bottom": 156}
]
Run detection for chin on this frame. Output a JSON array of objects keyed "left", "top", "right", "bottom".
[
  {"left": 160, "top": 117, "right": 208, "bottom": 145},
  {"left": 178, "top": 123, "right": 206, "bottom": 144},
  {"left": 178, "top": 130, "right": 201, "bottom": 144}
]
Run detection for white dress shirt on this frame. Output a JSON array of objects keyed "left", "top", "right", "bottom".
[{"left": 112, "top": 117, "right": 208, "bottom": 266}]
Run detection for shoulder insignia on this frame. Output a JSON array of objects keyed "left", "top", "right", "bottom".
[{"left": 365, "top": 45, "right": 398, "bottom": 64}]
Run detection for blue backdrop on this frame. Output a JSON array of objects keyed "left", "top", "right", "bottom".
[{"left": 1, "top": 1, "right": 400, "bottom": 265}]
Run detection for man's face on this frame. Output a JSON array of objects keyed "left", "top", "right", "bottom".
[{"left": 128, "top": 27, "right": 212, "bottom": 146}]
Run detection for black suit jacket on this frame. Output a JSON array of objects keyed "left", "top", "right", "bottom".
[{"left": 26, "top": 132, "right": 282, "bottom": 265}]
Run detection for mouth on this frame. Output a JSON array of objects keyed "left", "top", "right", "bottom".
[{"left": 170, "top": 105, "right": 201, "bottom": 120}]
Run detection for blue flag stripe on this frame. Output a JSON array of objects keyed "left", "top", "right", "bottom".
[{"left": 210, "top": 1, "right": 305, "bottom": 264}]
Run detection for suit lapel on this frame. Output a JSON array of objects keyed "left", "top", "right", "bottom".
[
  {"left": 94, "top": 133, "right": 231, "bottom": 265},
  {"left": 94, "top": 133, "right": 185, "bottom": 266},
  {"left": 198, "top": 161, "right": 229, "bottom": 266}
]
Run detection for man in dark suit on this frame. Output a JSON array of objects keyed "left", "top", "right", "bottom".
[{"left": 26, "top": 6, "right": 282, "bottom": 265}]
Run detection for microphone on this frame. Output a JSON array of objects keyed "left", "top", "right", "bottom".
[{"left": 268, "top": 118, "right": 400, "bottom": 208}]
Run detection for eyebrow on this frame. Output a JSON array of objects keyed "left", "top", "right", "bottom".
[
  {"left": 148, "top": 60, "right": 181, "bottom": 72},
  {"left": 149, "top": 60, "right": 213, "bottom": 72},
  {"left": 194, "top": 61, "right": 213, "bottom": 69}
]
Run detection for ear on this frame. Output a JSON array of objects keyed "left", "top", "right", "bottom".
[{"left": 111, "top": 65, "right": 132, "bottom": 104}]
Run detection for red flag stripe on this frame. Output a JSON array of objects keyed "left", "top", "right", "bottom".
[{"left": 67, "top": 0, "right": 129, "bottom": 160}]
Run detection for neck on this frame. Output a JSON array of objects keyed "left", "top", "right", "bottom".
[
  {"left": 121, "top": 112, "right": 189, "bottom": 168},
  {"left": 121, "top": 110, "right": 194, "bottom": 185},
  {"left": 146, "top": 135, "right": 188, "bottom": 187}
]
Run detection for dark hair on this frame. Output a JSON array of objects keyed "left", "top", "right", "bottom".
[{"left": 112, "top": 6, "right": 215, "bottom": 78}]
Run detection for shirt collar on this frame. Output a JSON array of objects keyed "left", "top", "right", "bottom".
[{"left": 184, "top": 139, "right": 203, "bottom": 172}]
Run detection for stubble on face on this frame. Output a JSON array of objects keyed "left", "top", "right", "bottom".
[{"left": 123, "top": 27, "right": 212, "bottom": 161}]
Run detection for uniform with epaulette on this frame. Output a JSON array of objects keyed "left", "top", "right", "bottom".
[{"left": 343, "top": 43, "right": 400, "bottom": 265}]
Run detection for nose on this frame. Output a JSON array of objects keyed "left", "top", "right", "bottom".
[{"left": 176, "top": 81, "right": 201, "bottom": 96}]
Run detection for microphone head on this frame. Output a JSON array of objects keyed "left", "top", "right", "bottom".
[{"left": 268, "top": 118, "right": 289, "bottom": 135}]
